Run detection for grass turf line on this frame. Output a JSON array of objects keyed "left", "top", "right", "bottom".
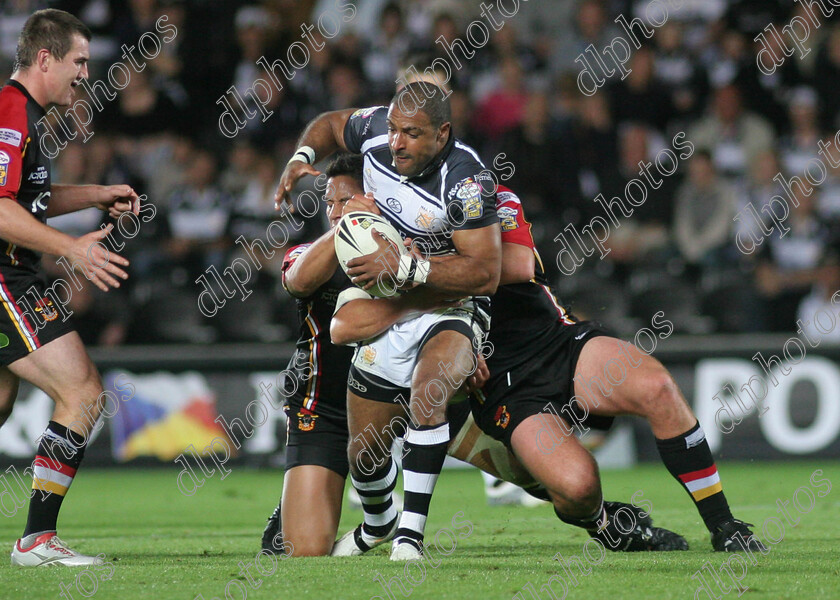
[{"left": 0, "top": 462, "right": 837, "bottom": 600}]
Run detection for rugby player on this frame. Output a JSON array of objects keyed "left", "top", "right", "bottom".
[
  {"left": 331, "top": 182, "right": 690, "bottom": 553},
  {"left": 275, "top": 83, "right": 501, "bottom": 560},
  {"left": 264, "top": 153, "right": 546, "bottom": 557},
  {"left": 268, "top": 154, "right": 686, "bottom": 556},
  {"left": 1, "top": 10, "right": 139, "bottom": 566},
  {"left": 466, "top": 185, "right": 766, "bottom": 552},
  {"left": 341, "top": 179, "right": 765, "bottom": 551}
]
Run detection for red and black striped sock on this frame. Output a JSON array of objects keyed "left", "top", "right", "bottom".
[
  {"left": 23, "top": 421, "right": 87, "bottom": 537},
  {"left": 655, "top": 421, "right": 732, "bottom": 531}
]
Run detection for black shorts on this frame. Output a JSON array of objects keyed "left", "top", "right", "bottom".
[
  {"left": 471, "top": 320, "right": 615, "bottom": 446},
  {"left": 284, "top": 396, "right": 349, "bottom": 478},
  {"left": 0, "top": 269, "right": 75, "bottom": 366}
]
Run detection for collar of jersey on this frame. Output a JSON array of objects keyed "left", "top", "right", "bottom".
[
  {"left": 393, "top": 131, "right": 456, "bottom": 182},
  {"left": 6, "top": 80, "right": 47, "bottom": 117}
]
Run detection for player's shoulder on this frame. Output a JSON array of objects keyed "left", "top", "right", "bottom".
[
  {"left": 0, "top": 84, "right": 30, "bottom": 148},
  {"left": 345, "top": 106, "right": 389, "bottom": 150},
  {"left": 349, "top": 106, "right": 387, "bottom": 120},
  {"left": 495, "top": 185, "right": 520, "bottom": 207},
  {"left": 348, "top": 106, "right": 388, "bottom": 132},
  {"left": 448, "top": 137, "right": 486, "bottom": 171},
  {"left": 443, "top": 139, "right": 489, "bottom": 191}
]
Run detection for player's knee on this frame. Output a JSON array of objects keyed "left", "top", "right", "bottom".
[
  {"left": 644, "top": 371, "right": 680, "bottom": 408},
  {"left": 566, "top": 474, "right": 601, "bottom": 510},
  {"left": 552, "top": 457, "right": 601, "bottom": 509},
  {"left": 288, "top": 540, "right": 332, "bottom": 557},
  {"left": 284, "top": 531, "right": 332, "bottom": 557},
  {"left": 348, "top": 438, "right": 386, "bottom": 478}
]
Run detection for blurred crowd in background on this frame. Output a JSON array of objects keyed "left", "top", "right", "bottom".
[{"left": 2, "top": 0, "right": 840, "bottom": 345}]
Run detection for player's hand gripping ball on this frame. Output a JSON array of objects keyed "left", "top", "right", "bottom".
[{"left": 335, "top": 211, "right": 406, "bottom": 298}]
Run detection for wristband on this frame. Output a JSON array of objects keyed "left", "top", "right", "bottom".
[
  {"left": 288, "top": 145, "right": 316, "bottom": 165},
  {"left": 398, "top": 254, "right": 430, "bottom": 284}
]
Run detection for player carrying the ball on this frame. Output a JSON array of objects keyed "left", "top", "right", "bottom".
[{"left": 276, "top": 83, "right": 502, "bottom": 560}]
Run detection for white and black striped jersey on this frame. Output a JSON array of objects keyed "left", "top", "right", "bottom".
[{"left": 343, "top": 106, "right": 498, "bottom": 257}]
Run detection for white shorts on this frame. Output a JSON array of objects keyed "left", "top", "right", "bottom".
[{"left": 347, "top": 299, "right": 489, "bottom": 403}]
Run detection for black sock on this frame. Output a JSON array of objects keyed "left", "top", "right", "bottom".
[
  {"left": 656, "top": 421, "right": 733, "bottom": 531},
  {"left": 24, "top": 421, "right": 87, "bottom": 537}
]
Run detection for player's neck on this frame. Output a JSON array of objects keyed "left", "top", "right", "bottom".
[{"left": 11, "top": 71, "right": 49, "bottom": 109}]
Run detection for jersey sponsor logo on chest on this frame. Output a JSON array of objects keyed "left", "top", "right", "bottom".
[
  {"left": 320, "top": 289, "right": 338, "bottom": 304},
  {"left": 27, "top": 166, "right": 47, "bottom": 184}
]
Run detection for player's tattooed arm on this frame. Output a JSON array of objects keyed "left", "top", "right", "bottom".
[
  {"left": 284, "top": 228, "right": 340, "bottom": 297},
  {"left": 274, "top": 108, "right": 357, "bottom": 209}
]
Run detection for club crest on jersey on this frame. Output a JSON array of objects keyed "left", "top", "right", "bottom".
[
  {"left": 34, "top": 297, "right": 58, "bottom": 322},
  {"left": 498, "top": 206, "right": 519, "bottom": 231},
  {"left": 297, "top": 411, "right": 318, "bottom": 431},
  {"left": 494, "top": 405, "right": 510, "bottom": 429},
  {"left": 386, "top": 197, "right": 402, "bottom": 213},
  {"left": 415, "top": 207, "right": 435, "bottom": 230},
  {"left": 451, "top": 177, "right": 483, "bottom": 219},
  {"left": 0, "top": 150, "right": 9, "bottom": 186},
  {"left": 360, "top": 345, "right": 377, "bottom": 365}
]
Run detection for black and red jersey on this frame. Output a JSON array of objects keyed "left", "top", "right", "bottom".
[
  {"left": 281, "top": 244, "right": 354, "bottom": 420},
  {"left": 486, "top": 185, "right": 578, "bottom": 371},
  {"left": 0, "top": 80, "right": 51, "bottom": 273}
]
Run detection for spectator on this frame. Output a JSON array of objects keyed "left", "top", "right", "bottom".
[
  {"left": 755, "top": 186, "right": 835, "bottom": 331},
  {"left": 689, "top": 84, "right": 776, "bottom": 179},
  {"left": 163, "top": 149, "right": 233, "bottom": 280},
  {"left": 672, "top": 151, "right": 738, "bottom": 266}
]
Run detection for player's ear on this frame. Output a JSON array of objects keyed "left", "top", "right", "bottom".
[
  {"left": 438, "top": 122, "right": 451, "bottom": 143},
  {"left": 37, "top": 48, "right": 51, "bottom": 71}
]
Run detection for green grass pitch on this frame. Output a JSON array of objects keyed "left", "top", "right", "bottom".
[{"left": 1, "top": 461, "right": 838, "bottom": 600}]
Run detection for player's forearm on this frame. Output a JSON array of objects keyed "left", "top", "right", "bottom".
[
  {"left": 0, "top": 197, "right": 74, "bottom": 256},
  {"left": 284, "top": 229, "right": 340, "bottom": 297},
  {"left": 47, "top": 184, "right": 98, "bottom": 217},
  {"left": 425, "top": 255, "right": 500, "bottom": 296},
  {"left": 331, "top": 298, "right": 414, "bottom": 345},
  {"left": 294, "top": 109, "right": 354, "bottom": 161}
]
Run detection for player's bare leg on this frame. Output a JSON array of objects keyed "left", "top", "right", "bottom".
[
  {"left": 510, "top": 413, "right": 688, "bottom": 551},
  {"left": 510, "top": 414, "right": 602, "bottom": 517},
  {"left": 575, "top": 337, "right": 694, "bottom": 438},
  {"left": 391, "top": 330, "right": 473, "bottom": 559},
  {"left": 347, "top": 392, "right": 406, "bottom": 476},
  {"left": 335, "top": 392, "right": 406, "bottom": 556},
  {"left": 281, "top": 465, "right": 345, "bottom": 556},
  {"left": 8, "top": 332, "right": 105, "bottom": 567},
  {"left": 0, "top": 366, "right": 20, "bottom": 426},
  {"left": 575, "top": 336, "right": 766, "bottom": 552}
]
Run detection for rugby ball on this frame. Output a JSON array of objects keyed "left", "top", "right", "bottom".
[{"left": 335, "top": 211, "right": 407, "bottom": 298}]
